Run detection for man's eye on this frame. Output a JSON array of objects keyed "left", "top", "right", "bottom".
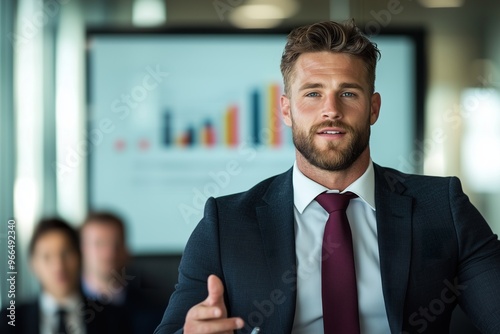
[
  {"left": 341, "top": 92, "right": 356, "bottom": 97},
  {"left": 305, "top": 92, "right": 320, "bottom": 97}
]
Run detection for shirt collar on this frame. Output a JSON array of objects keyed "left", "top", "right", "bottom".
[
  {"left": 292, "top": 160, "right": 376, "bottom": 214},
  {"left": 81, "top": 277, "right": 99, "bottom": 300},
  {"left": 81, "top": 276, "right": 126, "bottom": 305},
  {"left": 40, "top": 291, "right": 82, "bottom": 315}
]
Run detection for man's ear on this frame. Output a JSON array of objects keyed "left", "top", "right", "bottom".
[
  {"left": 281, "top": 94, "right": 292, "bottom": 127},
  {"left": 370, "top": 92, "right": 381, "bottom": 125}
]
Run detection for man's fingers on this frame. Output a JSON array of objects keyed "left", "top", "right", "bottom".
[
  {"left": 184, "top": 317, "right": 244, "bottom": 334},
  {"left": 184, "top": 276, "right": 245, "bottom": 334},
  {"left": 206, "top": 274, "right": 225, "bottom": 305},
  {"left": 187, "top": 305, "right": 223, "bottom": 321}
]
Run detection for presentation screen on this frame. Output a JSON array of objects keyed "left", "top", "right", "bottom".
[{"left": 87, "top": 30, "right": 423, "bottom": 253}]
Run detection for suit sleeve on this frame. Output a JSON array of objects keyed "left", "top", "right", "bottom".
[
  {"left": 154, "top": 197, "right": 224, "bottom": 334},
  {"left": 0, "top": 309, "right": 16, "bottom": 334},
  {"left": 450, "top": 177, "right": 500, "bottom": 333}
]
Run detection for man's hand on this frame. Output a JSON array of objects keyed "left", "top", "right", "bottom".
[{"left": 184, "top": 275, "right": 245, "bottom": 334}]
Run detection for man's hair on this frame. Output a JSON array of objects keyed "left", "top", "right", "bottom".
[
  {"left": 29, "top": 218, "right": 81, "bottom": 258},
  {"left": 81, "top": 211, "right": 126, "bottom": 242},
  {"left": 280, "top": 19, "right": 381, "bottom": 95}
]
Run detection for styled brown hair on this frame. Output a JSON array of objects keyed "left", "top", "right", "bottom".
[
  {"left": 29, "top": 218, "right": 81, "bottom": 257},
  {"left": 280, "top": 19, "right": 381, "bottom": 95},
  {"left": 81, "top": 211, "right": 126, "bottom": 241}
]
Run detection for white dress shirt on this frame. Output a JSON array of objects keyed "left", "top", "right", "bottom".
[
  {"left": 291, "top": 161, "right": 391, "bottom": 334},
  {"left": 39, "top": 292, "right": 86, "bottom": 334}
]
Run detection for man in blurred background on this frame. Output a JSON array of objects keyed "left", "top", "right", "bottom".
[
  {"left": 80, "top": 211, "right": 163, "bottom": 333},
  {"left": 80, "top": 212, "right": 130, "bottom": 306},
  {"left": 0, "top": 218, "right": 127, "bottom": 334}
]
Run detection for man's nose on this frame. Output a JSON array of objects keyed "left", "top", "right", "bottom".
[{"left": 321, "top": 94, "right": 343, "bottom": 120}]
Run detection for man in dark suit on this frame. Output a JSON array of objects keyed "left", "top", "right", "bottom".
[
  {"left": 80, "top": 212, "right": 164, "bottom": 334},
  {"left": 155, "top": 20, "right": 500, "bottom": 334},
  {"left": 80, "top": 212, "right": 131, "bottom": 306},
  {"left": 0, "top": 218, "right": 130, "bottom": 334}
]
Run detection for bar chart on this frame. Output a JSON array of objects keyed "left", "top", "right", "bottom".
[{"left": 161, "top": 83, "right": 286, "bottom": 148}]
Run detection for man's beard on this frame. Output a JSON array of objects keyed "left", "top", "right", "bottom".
[{"left": 292, "top": 118, "right": 370, "bottom": 172}]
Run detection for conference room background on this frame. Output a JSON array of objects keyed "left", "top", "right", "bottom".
[{"left": 1, "top": 0, "right": 500, "bottom": 315}]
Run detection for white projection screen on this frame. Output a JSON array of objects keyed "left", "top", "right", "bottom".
[{"left": 86, "top": 28, "right": 425, "bottom": 254}]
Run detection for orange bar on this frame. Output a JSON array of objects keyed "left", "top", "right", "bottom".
[
  {"left": 268, "top": 84, "right": 282, "bottom": 146},
  {"left": 225, "top": 105, "right": 239, "bottom": 147},
  {"left": 181, "top": 133, "right": 188, "bottom": 147},
  {"left": 177, "top": 130, "right": 191, "bottom": 147},
  {"left": 201, "top": 127, "right": 207, "bottom": 146},
  {"left": 207, "top": 126, "right": 216, "bottom": 147},
  {"left": 231, "top": 105, "right": 239, "bottom": 147},
  {"left": 203, "top": 121, "right": 216, "bottom": 147}
]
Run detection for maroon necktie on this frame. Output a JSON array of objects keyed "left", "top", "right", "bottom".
[{"left": 316, "top": 192, "right": 360, "bottom": 334}]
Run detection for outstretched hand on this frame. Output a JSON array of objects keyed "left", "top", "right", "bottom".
[{"left": 184, "top": 275, "right": 244, "bottom": 334}]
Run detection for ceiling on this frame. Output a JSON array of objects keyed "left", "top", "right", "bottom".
[{"left": 82, "top": 0, "right": 500, "bottom": 29}]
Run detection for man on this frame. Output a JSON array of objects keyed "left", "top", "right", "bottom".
[
  {"left": 0, "top": 218, "right": 128, "bottom": 334},
  {"left": 80, "top": 212, "right": 130, "bottom": 305},
  {"left": 80, "top": 212, "right": 163, "bottom": 334},
  {"left": 154, "top": 20, "right": 500, "bottom": 334}
]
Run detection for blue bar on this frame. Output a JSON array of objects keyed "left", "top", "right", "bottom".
[
  {"left": 163, "top": 111, "right": 172, "bottom": 146},
  {"left": 251, "top": 90, "right": 260, "bottom": 146},
  {"left": 186, "top": 125, "right": 195, "bottom": 146}
]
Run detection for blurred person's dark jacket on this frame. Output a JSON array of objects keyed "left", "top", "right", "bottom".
[
  {"left": 82, "top": 274, "right": 166, "bottom": 334},
  {"left": 0, "top": 292, "right": 132, "bottom": 334}
]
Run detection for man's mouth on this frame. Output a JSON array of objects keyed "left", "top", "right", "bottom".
[
  {"left": 317, "top": 128, "right": 346, "bottom": 135},
  {"left": 319, "top": 130, "right": 343, "bottom": 135}
]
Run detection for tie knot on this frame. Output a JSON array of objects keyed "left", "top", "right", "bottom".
[
  {"left": 56, "top": 308, "right": 67, "bottom": 317},
  {"left": 315, "top": 192, "right": 357, "bottom": 214}
]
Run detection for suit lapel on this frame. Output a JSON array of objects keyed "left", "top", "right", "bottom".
[
  {"left": 374, "top": 164, "right": 413, "bottom": 333},
  {"left": 256, "top": 168, "right": 297, "bottom": 333}
]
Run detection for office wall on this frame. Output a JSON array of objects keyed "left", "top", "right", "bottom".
[
  {"left": 0, "top": 0, "right": 16, "bottom": 308},
  {"left": 484, "top": 18, "right": 500, "bottom": 233}
]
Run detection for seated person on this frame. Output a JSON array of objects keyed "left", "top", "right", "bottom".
[
  {"left": 80, "top": 212, "right": 130, "bottom": 305},
  {"left": 0, "top": 217, "right": 130, "bottom": 334},
  {"left": 80, "top": 212, "right": 163, "bottom": 334}
]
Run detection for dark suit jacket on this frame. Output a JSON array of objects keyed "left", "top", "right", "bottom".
[
  {"left": 82, "top": 277, "right": 165, "bottom": 334},
  {"left": 0, "top": 294, "right": 132, "bottom": 334},
  {"left": 155, "top": 164, "right": 500, "bottom": 334}
]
